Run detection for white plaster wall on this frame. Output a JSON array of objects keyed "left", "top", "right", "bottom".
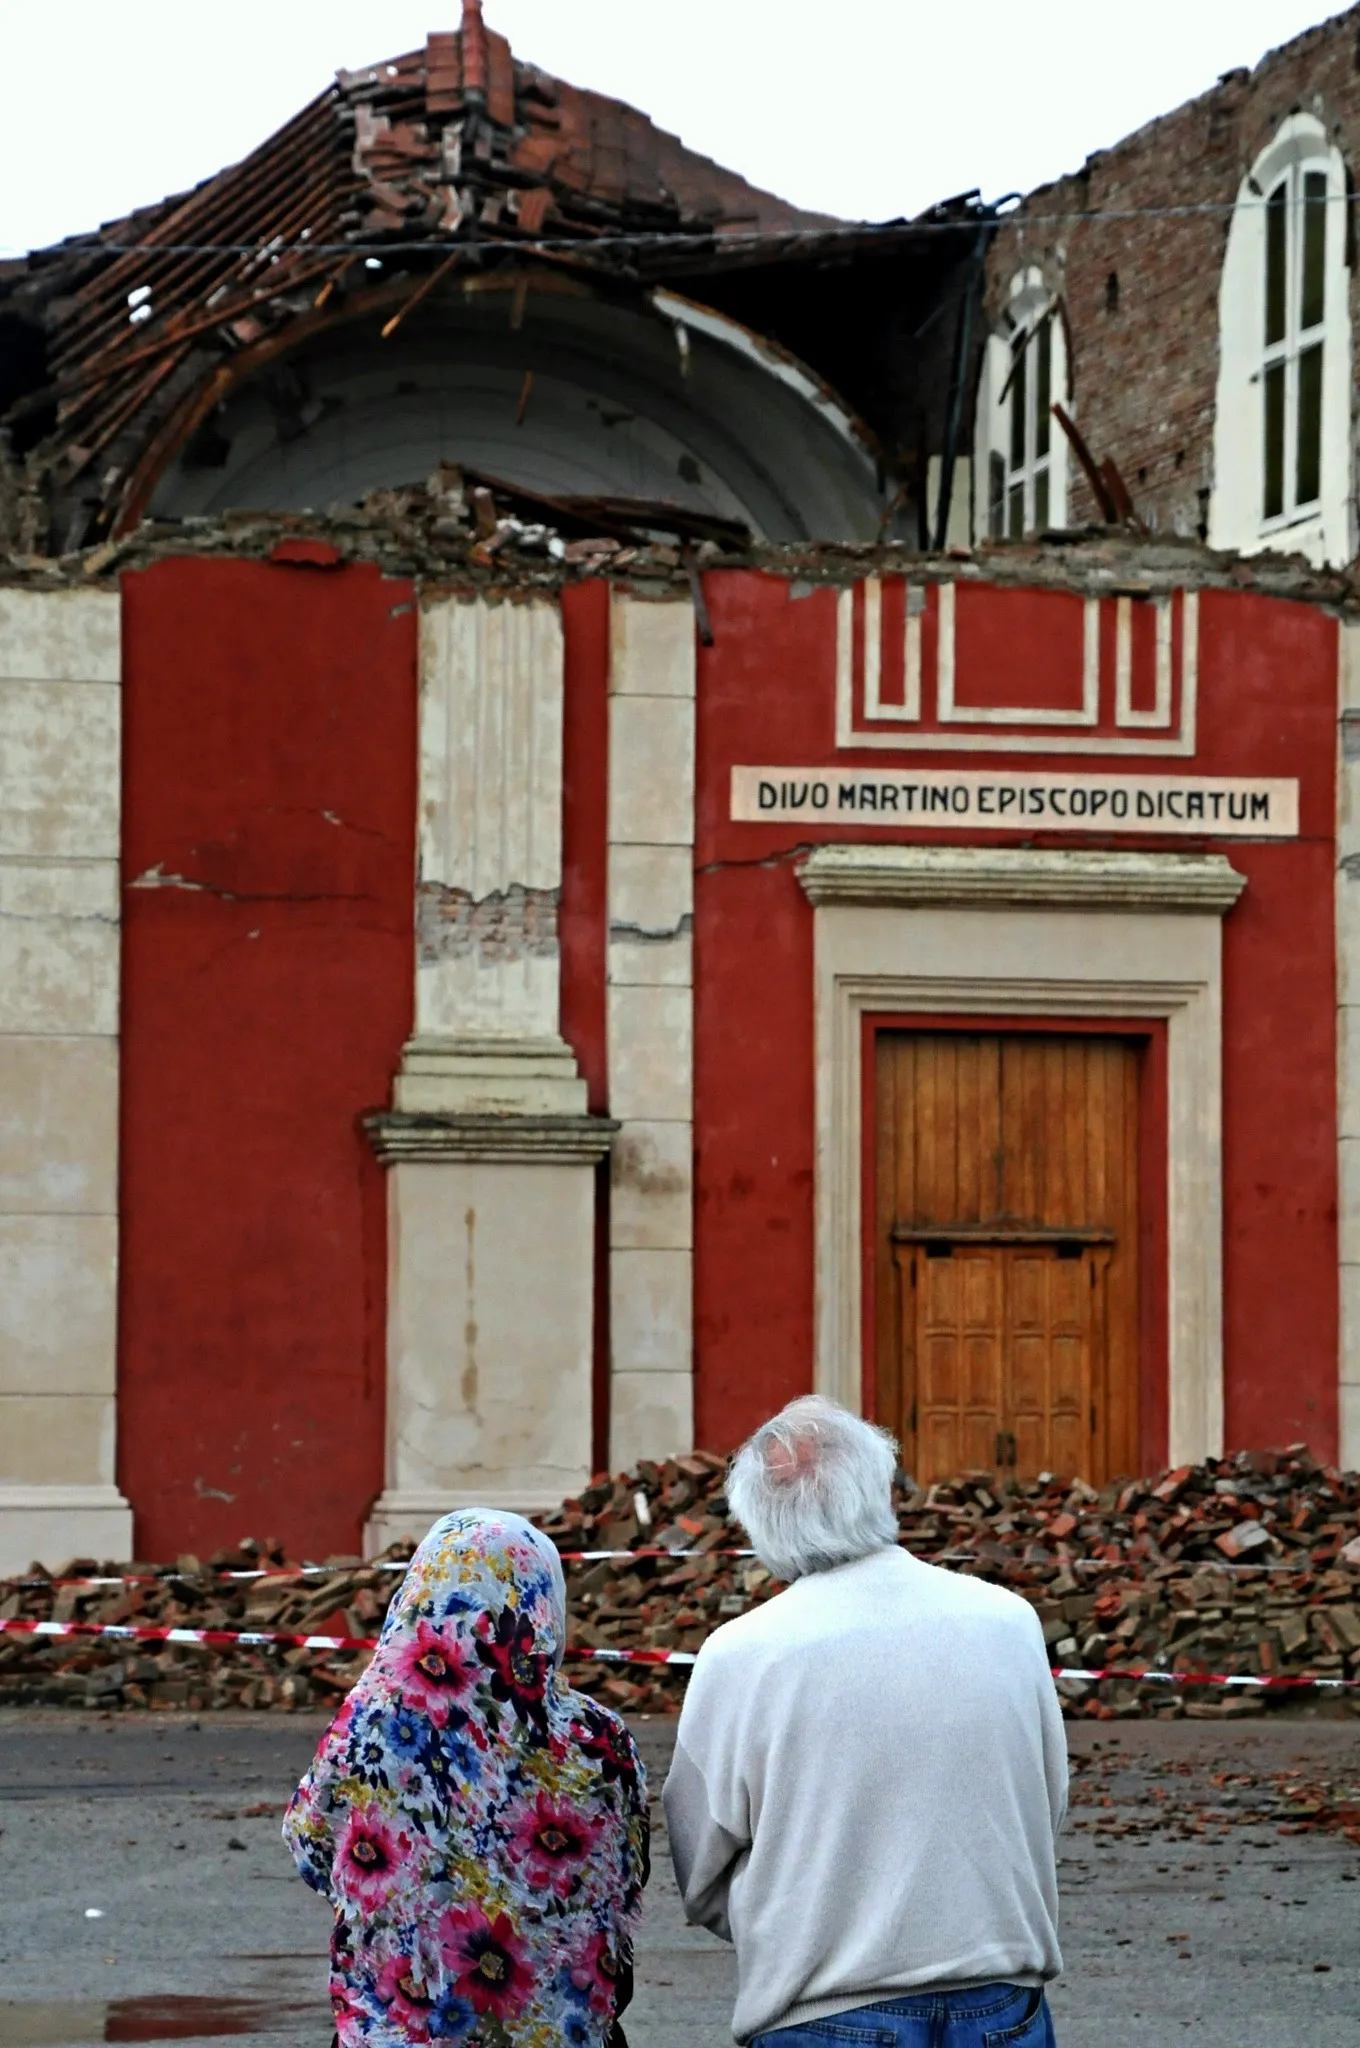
[
  {"left": 1336, "top": 619, "right": 1360, "bottom": 1466},
  {"left": 607, "top": 594, "right": 695, "bottom": 1467},
  {"left": 368, "top": 1158, "right": 595, "bottom": 1543},
  {"left": 416, "top": 595, "right": 565, "bottom": 1040},
  {"left": 0, "top": 587, "right": 130, "bottom": 1573}
]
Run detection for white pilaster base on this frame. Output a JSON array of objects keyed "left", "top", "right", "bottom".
[
  {"left": 366, "top": 1079, "right": 614, "bottom": 1549},
  {"left": 0, "top": 1484, "right": 133, "bottom": 1577}
]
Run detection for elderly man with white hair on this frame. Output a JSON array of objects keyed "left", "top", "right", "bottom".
[{"left": 663, "top": 1395, "right": 1067, "bottom": 2048}]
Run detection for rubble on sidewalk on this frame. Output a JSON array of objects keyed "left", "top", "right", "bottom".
[
  {"left": 1, "top": 1446, "right": 1358, "bottom": 1718},
  {"left": 1067, "top": 1743, "right": 1360, "bottom": 1850}
]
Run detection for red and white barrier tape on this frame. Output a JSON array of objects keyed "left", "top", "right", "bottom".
[
  {"left": 0, "top": 1551, "right": 754, "bottom": 1590},
  {"left": 1052, "top": 1665, "right": 1359, "bottom": 1691},
  {"left": 0, "top": 1614, "right": 701, "bottom": 1665},
  {"left": 1, "top": 1615, "right": 1358, "bottom": 1689},
  {"left": 3, "top": 1547, "right": 1337, "bottom": 1595},
  {"left": 1, "top": 1616, "right": 377, "bottom": 1654}
]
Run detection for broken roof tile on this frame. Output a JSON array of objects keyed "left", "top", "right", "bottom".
[{"left": 425, "top": 30, "right": 461, "bottom": 114}]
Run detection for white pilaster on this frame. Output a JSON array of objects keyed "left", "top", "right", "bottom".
[
  {"left": 1337, "top": 619, "right": 1360, "bottom": 1467},
  {"left": 368, "top": 593, "right": 610, "bottom": 1543},
  {"left": 607, "top": 593, "right": 696, "bottom": 1466},
  {"left": 0, "top": 587, "right": 131, "bottom": 1574},
  {"left": 400, "top": 592, "right": 584, "bottom": 1114}
]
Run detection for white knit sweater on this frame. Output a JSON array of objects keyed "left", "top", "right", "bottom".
[{"left": 662, "top": 1545, "right": 1067, "bottom": 2043}]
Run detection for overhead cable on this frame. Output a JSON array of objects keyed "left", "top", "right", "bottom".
[{"left": 2, "top": 190, "right": 1357, "bottom": 264}]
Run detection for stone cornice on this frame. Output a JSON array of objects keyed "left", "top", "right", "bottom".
[
  {"left": 365, "top": 1111, "right": 619, "bottom": 1166},
  {"left": 797, "top": 844, "right": 1246, "bottom": 914}
]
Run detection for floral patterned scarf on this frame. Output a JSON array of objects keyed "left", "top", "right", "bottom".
[{"left": 284, "top": 1510, "right": 649, "bottom": 2048}]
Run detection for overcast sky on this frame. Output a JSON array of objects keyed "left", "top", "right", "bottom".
[{"left": 0, "top": 1, "right": 1349, "bottom": 254}]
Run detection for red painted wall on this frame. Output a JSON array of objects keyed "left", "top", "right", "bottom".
[
  {"left": 559, "top": 581, "right": 612, "bottom": 1474},
  {"left": 694, "top": 572, "right": 1339, "bottom": 1464},
  {"left": 119, "top": 557, "right": 417, "bottom": 1560},
  {"left": 113, "top": 559, "right": 1339, "bottom": 1550},
  {"left": 1205, "top": 593, "right": 1339, "bottom": 1456},
  {"left": 693, "top": 578, "right": 825, "bottom": 1453}
]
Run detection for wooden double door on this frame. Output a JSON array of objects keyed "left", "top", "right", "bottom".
[{"left": 875, "top": 1032, "right": 1140, "bottom": 1487}]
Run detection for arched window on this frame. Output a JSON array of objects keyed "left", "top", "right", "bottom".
[
  {"left": 974, "top": 267, "right": 1069, "bottom": 541},
  {"left": 1211, "top": 113, "right": 1352, "bottom": 565}
]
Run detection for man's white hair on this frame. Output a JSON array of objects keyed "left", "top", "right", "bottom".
[{"left": 726, "top": 1394, "right": 899, "bottom": 1582}]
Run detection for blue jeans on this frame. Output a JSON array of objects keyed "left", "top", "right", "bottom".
[{"left": 754, "top": 1983, "right": 1055, "bottom": 2048}]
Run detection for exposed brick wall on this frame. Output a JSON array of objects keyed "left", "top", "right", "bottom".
[{"left": 982, "top": 5, "right": 1360, "bottom": 543}]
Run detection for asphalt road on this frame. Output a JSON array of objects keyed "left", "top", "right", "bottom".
[{"left": 1, "top": 1710, "right": 1358, "bottom": 2048}]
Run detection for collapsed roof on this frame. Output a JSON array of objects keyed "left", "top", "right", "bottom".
[{"left": 0, "top": 2, "right": 991, "bottom": 553}]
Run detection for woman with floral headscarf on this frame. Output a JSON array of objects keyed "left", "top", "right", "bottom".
[{"left": 284, "top": 1510, "right": 649, "bottom": 2048}]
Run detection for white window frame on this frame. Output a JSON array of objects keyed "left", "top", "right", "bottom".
[
  {"left": 1261, "top": 157, "right": 1329, "bottom": 531},
  {"left": 974, "top": 267, "right": 1069, "bottom": 542},
  {"left": 1211, "top": 113, "right": 1353, "bottom": 567}
]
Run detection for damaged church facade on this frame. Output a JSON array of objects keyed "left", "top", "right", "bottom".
[{"left": 2, "top": 6, "right": 1360, "bottom": 1568}]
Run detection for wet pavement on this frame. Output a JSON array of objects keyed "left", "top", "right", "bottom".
[
  {"left": 1, "top": 1710, "right": 1358, "bottom": 2047},
  {"left": 0, "top": 1717, "right": 324, "bottom": 2048}
]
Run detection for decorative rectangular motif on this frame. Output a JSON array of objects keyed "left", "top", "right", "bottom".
[
  {"left": 732, "top": 766, "right": 1299, "bottom": 836},
  {"left": 835, "top": 579, "right": 1198, "bottom": 755}
]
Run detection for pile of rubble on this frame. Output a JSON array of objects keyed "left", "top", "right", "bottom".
[
  {"left": 12, "top": 470, "right": 1357, "bottom": 635},
  {"left": 2, "top": 1447, "right": 1359, "bottom": 1717},
  {"left": 540, "top": 1445, "right": 1360, "bottom": 1717},
  {"left": 32, "top": 465, "right": 747, "bottom": 601}
]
